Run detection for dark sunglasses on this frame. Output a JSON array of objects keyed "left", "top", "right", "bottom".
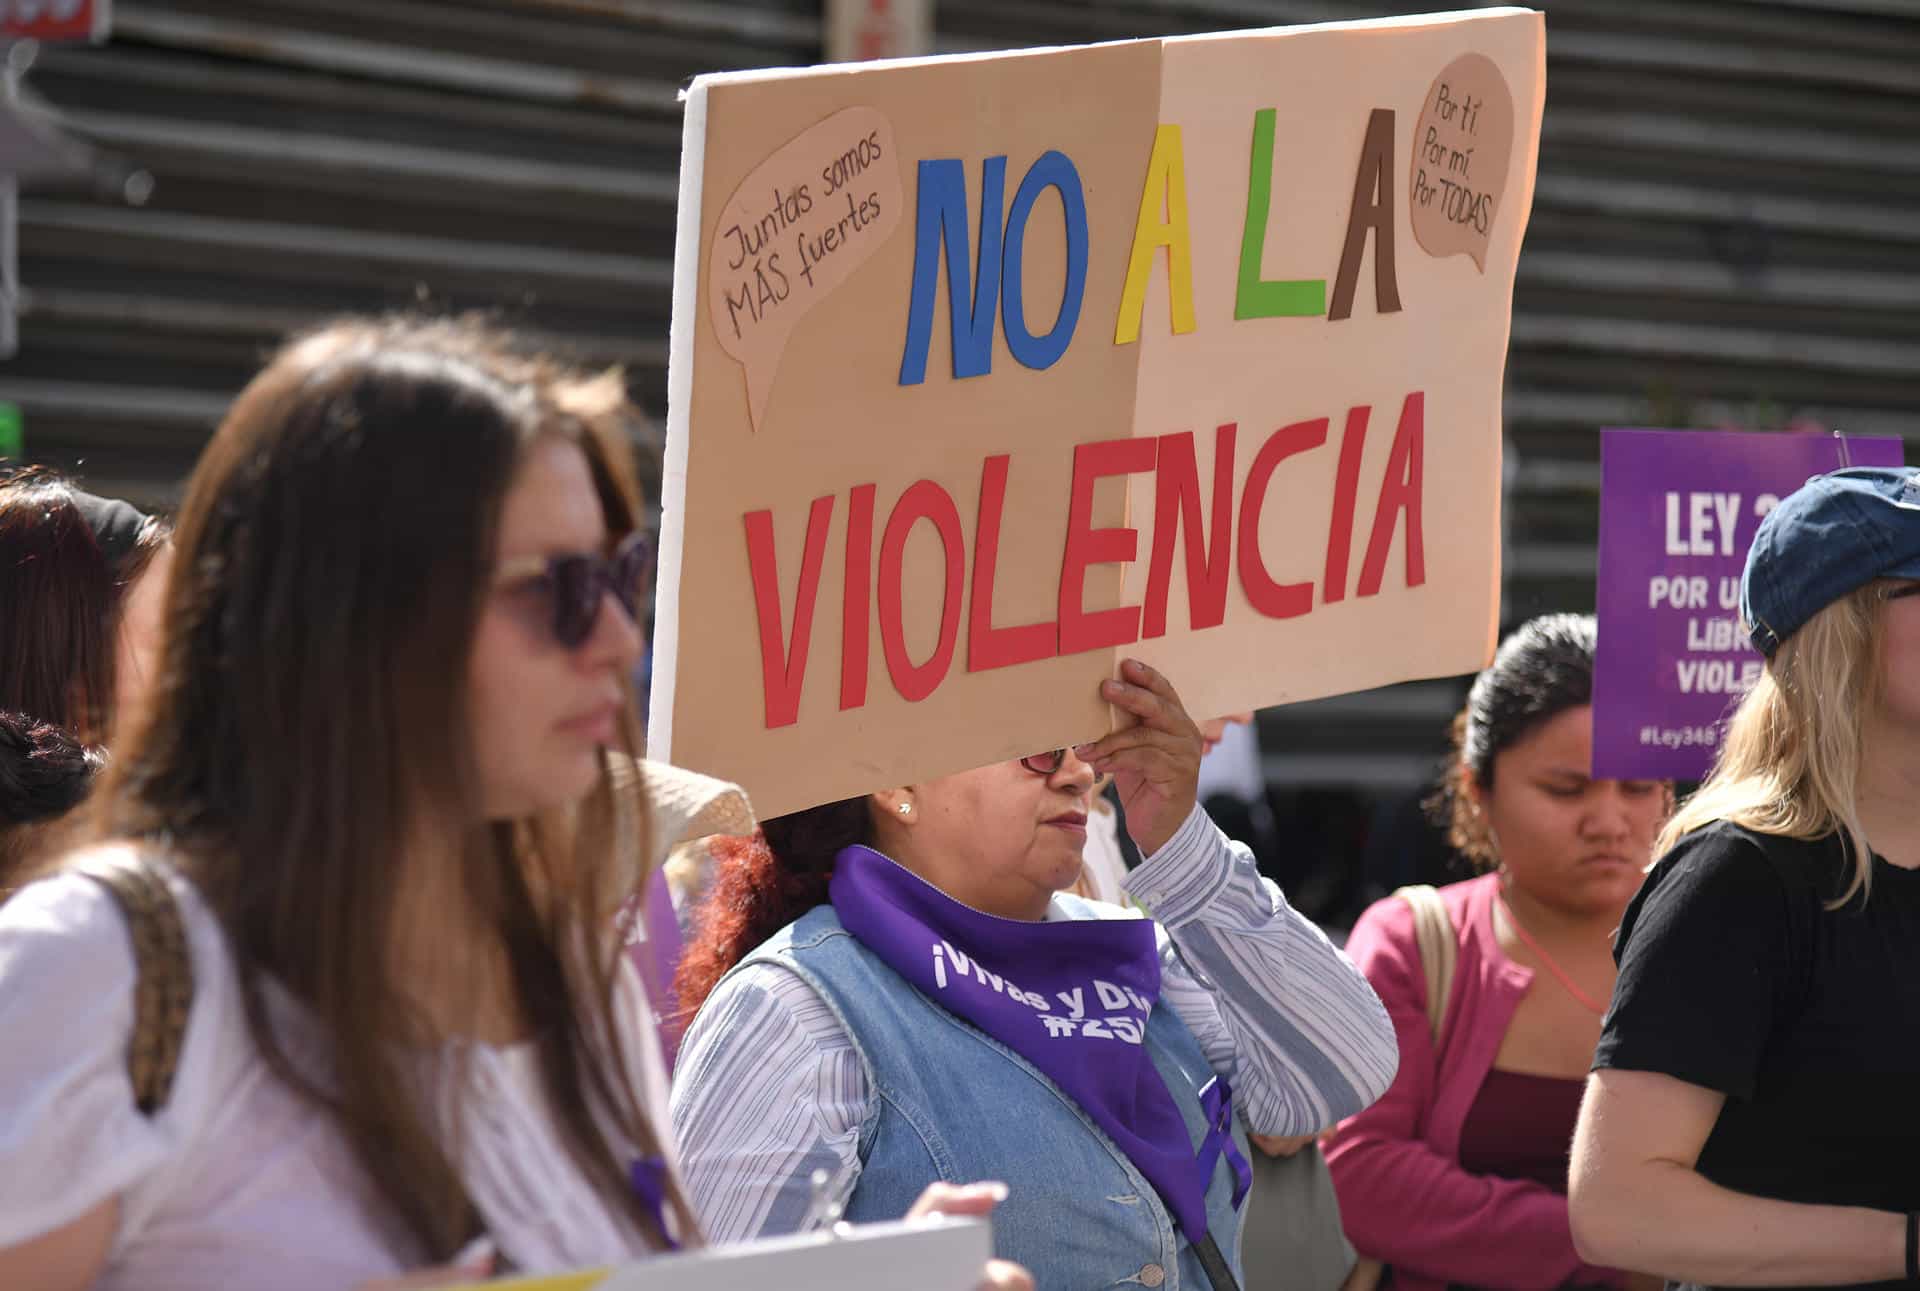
[
  {"left": 1019, "top": 749, "right": 1069, "bottom": 776},
  {"left": 494, "top": 531, "right": 654, "bottom": 649},
  {"left": 1884, "top": 581, "right": 1920, "bottom": 603}
]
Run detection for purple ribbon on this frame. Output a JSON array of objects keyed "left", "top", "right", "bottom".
[
  {"left": 628, "top": 1154, "right": 680, "bottom": 1250},
  {"left": 1196, "top": 1077, "right": 1252, "bottom": 1209}
]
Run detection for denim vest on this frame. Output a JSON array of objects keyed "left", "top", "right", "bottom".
[{"left": 737, "top": 898, "right": 1248, "bottom": 1290}]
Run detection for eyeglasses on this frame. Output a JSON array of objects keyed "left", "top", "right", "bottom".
[
  {"left": 1019, "top": 749, "right": 1068, "bottom": 776},
  {"left": 494, "top": 531, "right": 654, "bottom": 649},
  {"left": 1882, "top": 581, "right": 1920, "bottom": 603}
]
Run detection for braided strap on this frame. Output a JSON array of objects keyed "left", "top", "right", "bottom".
[{"left": 82, "top": 857, "right": 194, "bottom": 1116}]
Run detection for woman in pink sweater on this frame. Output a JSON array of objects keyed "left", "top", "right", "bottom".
[{"left": 1325, "top": 616, "right": 1668, "bottom": 1291}]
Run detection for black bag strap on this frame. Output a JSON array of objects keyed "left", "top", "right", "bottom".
[
  {"left": 1194, "top": 1229, "right": 1245, "bottom": 1291},
  {"left": 1104, "top": 780, "right": 1145, "bottom": 872},
  {"left": 80, "top": 855, "right": 194, "bottom": 1116}
]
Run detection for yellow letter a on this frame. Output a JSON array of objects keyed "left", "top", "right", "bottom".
[{"left": 1115, "top": 124, "right": 1197, "bottom": 345}]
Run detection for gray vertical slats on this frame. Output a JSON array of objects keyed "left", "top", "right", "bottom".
[{"left": 2, "top": 0, "right": 819, "bottom": 504}]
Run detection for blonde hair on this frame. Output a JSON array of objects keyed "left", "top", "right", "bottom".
[{"left": 1658, "top": 583, "right": 1886, "bottom": 906}]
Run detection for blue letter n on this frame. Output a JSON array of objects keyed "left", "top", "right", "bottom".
[{"left": 898, "top": 156, "right": 1006, "bottom": 386}]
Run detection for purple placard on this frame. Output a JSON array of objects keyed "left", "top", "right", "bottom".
[{"left": 1592, "top": 428, "right": 1906, "bottom": 781}]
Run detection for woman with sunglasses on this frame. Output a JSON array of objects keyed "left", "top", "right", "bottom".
[
  {"left": 670, "top": 659, "right": 1399, "bottom": 1291},
  {"left": 0, "top": 316, "right": 1027, "bottom": 1291},
  {"left": 1570, "top": 466, "right": 1920, "bottom": 1289}
]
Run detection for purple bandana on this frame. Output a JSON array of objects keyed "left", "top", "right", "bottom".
[{"left": 829, "top": 844, "right": 1247, "bottom": 1241}]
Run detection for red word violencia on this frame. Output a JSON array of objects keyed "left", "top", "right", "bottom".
[{"left": 743, "top": 391, "right": 1427, "bottom": 727}]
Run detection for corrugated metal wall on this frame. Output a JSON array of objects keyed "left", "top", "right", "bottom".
[
  {"left": 5, "top": 0, "right": 1915, "bottom": 795},
  {"left": 4, "top": 0, "right": 820, "bottom": 504}
]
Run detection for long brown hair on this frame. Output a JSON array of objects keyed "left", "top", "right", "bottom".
[{"left": 90, "top": 315, "right": 697, "bottom": 1259}]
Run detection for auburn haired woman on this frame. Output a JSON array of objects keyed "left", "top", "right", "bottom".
[
  {"left": 0, "top": 470, "right": 171, "bottom": 884},
  {"left": 671, "top": 659, "right": 1398, "bottom": 1290},
  {"left": 0, "top": 467, "right": 170, "bottom": 746}
]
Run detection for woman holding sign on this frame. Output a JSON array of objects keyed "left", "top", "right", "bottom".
[
  {"left": 1571, "top": 466, "right": 1920, "bottom": 1289},
  {"left": 671, "top": 660, "right": 1398, "bottom": 1291},
  {"left": 0, "top": 318, "right": 1026, "bottom": 1291},
  {"left": 1324, "top": 615, "right": 1669, "bottom": 1291}
]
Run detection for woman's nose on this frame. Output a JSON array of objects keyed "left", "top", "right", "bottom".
[
  {"left": 1055, "top": 747, "right": 1097, "bottom": 791},
  {"left": 1582, "top": 783, "right": 1635, "bottom": 839}
]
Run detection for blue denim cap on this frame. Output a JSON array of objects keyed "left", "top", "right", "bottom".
[{"left": 1740, "top": 465, "right": 1920, "bottom": 656}]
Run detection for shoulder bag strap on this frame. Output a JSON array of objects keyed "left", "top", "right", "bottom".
[
  {"left": 74, "top": 855, "right": 516, "bottom": 1266},
  {"left": 1392, "top": 884, "right": 1457, "bottom": 1047},
  {"left": 80, "top": 856, "right": 194, "bottom": 1116}
]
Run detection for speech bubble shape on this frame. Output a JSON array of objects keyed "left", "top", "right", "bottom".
[
  {"left": 1408, "top": 53, "right": 1514, "bottom": 272},
  {"left": 708, "top": 106, "right": 904, "bottom": 432}
]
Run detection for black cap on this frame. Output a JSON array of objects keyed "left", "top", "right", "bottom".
[{"left": 69, "top": 489, "right": 151, "bottom": 582}]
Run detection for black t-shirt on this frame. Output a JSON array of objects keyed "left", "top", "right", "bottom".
[{"left": 1595, "top": 821, "right": 1920, "bottom": 1290}]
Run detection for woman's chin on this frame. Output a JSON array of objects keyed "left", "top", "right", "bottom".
[
  {"left": 480, "top": 756, "right": 602, "bottom": 821},
  {"left": 1547, "top": 875, "right": 1643, "bottom": 921},
  {"left": 1041, "top": 853, "right": 1090, "bottom": 894}
]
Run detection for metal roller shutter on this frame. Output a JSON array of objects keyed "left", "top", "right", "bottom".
[
  {"left": 2, "top": 0, "right": 821, "bottom": 505},
  {"left": 5, "top": 0, "right": 1914, "bottom": 805}
]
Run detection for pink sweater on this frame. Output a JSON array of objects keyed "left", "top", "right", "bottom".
[{"left": 1323, "top": 873, "right": 1625, "bottom": 1291}]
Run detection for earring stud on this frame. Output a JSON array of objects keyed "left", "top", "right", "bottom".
[{"left": 898, "top": 803, "right": 911, "bottom": 815}]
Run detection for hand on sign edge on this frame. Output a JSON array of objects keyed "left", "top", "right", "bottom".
[
  {"left": 903, "top": 1182, "right": 1032, "bottom": 1291},
  {"left": 1071, "top": 658, "right": 1203, "bottom": 858},
  {"left": 905, "top": 1179, "right": 1008, "bottom": 1222},
  {"left": 1250, "top": 1132, "right": 1317, "bottom": 1159},
  {"left": 981, "top": 1259, "right": 1036, "bottom": 1291},
  {"left": 355, "top": 1249, "right": 494, "bottom": 1290}
]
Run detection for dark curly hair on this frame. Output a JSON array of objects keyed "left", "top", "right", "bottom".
[
  {"left": 1428, "top": 613, "right": 1597, "bottom": 869},
  {"left": 672, "top": 796, "right": 873, "bottom": 1025},
  {"left": 0, "top": 710, "right": 106, "bottom": 887}
]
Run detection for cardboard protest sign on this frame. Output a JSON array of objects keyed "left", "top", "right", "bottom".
[
  {"left": 1591, "top": 429, "right": 1906, "bottom": 781},
  {"left": 651, "top": 9, "right": 1546, "bottom": 819}
]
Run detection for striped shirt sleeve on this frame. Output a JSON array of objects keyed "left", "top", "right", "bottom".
[
  {"left": 1122, "top": 804, "right": 1400, "bottom": 1136},
  {"left": 669, "top": 963, "right": 869, "bottom": 1243}
]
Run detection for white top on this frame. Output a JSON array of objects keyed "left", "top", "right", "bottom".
[
  {"left": 0, "top": 846, "right": 679, "bottom": 1290},
  {"left": 1196, "top": 721, "right": 1265, "bottom": 805},
  {"left": 1078, "top": 801, "right": 1131, "bottom": 906},
  {"left": 671, "top": 806, "right": 1401, "bottom": 1243}
]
